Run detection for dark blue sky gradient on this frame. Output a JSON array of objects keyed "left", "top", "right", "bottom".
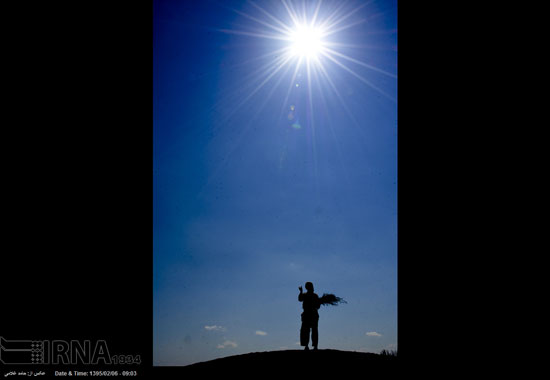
[{"left": 154, "top": 0, "right": 397, "bottom": 365}]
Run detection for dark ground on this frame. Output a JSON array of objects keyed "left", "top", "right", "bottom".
[{"left": 171, "top": 349, "right": 399, "bottom": 375}]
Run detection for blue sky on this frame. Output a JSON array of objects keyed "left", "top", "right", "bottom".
[{"left": 153, "top": 0, "right": 397, "bottom": 366}]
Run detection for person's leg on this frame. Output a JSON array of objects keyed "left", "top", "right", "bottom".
[
  {"left": 300, "top": 322, "right": 310, "bottom": 348},
  {"left": 311, "top": 323, "right": 318, "bottom": 349}
]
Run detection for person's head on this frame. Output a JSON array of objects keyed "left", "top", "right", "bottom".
[{"left": 305, "top": 282, "right": 314, "bottom": 292}]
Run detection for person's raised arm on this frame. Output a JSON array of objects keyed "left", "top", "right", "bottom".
[{"left": 298, "top": 286, "right": 304, "bottom": 301}]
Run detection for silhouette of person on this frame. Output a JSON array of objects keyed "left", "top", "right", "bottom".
[{"left": 298, "top": 282, "right": 321, "bottom": 351}]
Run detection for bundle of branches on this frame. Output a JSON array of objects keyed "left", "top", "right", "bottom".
[{"left": 319, "top": 293, "right": 347, "bottom": 306}]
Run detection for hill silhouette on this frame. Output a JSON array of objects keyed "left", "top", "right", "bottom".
[{"left": 178, "top": 349, "right": 398, "bottom": 375}]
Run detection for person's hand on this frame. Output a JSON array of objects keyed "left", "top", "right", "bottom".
[{"left": 299, "top": 286, "right": 303, "bottom": 292}]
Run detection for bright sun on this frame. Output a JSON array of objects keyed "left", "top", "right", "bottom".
[
  {"left": 217, "top": 1, "right": 397, "bottom": 103},
  {"left": 288, "top": 24, "right": 325, "bottom": 59}
]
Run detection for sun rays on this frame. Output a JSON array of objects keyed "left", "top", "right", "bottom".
[
  {"left": 216, "top": 0, "right": 397, "bottom": 121},
  {"left": 200, "top": 0, "right": 397, "bottom": 197}
]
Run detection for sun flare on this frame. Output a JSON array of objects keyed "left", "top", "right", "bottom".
[
  {"left": 288, "top": 24, "right": 325, "bottom": 59},
  {"left": 216, "top": 0, "right": 398, "bottom": 110}
]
